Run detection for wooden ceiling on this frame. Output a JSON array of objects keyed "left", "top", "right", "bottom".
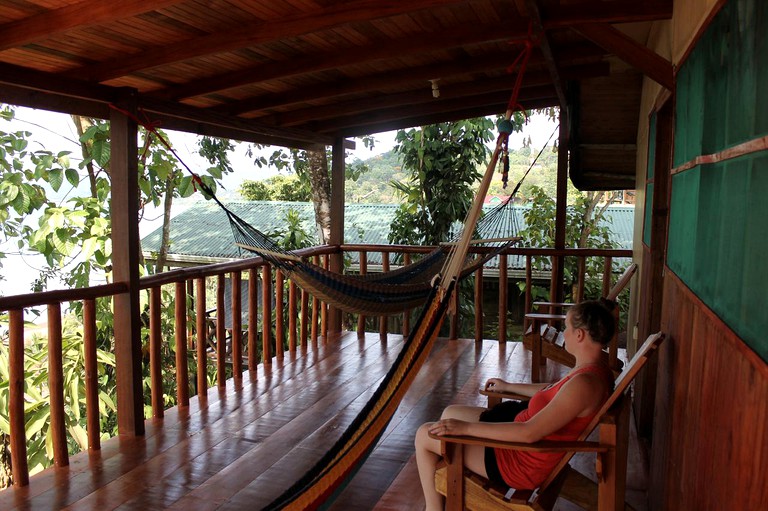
[{"left": 0, "top": 0, "right": 673, "bottom": 188}]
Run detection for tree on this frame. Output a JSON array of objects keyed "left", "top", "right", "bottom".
[
  {"left": 387, "top": 118, "right": 500, "bottom": 245},
  {"left": 241, "top": 137, "right": 374, "bottom": 243},
  {"left": 239, "top": 174, "right": 311, "bottom": 202},
  {"left": 517, "top": 185, "right": 620, "bottom": 301}
]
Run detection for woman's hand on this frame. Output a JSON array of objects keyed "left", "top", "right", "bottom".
[
  {"left": 428, "top": 418, "right": 471, "bottom": 437},
  {"left": 484, "top": 377, "right": 509, "bottom": 392}
]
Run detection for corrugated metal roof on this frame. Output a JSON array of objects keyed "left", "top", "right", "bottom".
[{"left": 141, "top": 201, "right": 635, "bottom": 268}]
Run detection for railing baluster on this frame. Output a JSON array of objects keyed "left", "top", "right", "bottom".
[
  {"left": 263, "top": 264, "right": 276, "bottom": 360},
  {"left": 575, "top": 256, "right": 586, "bottom": 303},
  {"left": 603, "top": 256, "right": 613, "bottom": 297},
  {"left": 312, "top": 255, "right": 320, "bottom": 342},
  {"left": 83, "top": 298, "right": 100, "bottom": 449},
  {"left": 175, "top": 282, "right": 189, "bottom": 406},
  {"left": 149, "top": 287, "right": 163, "bottom": 418},
  {"left": 289, "top": 278, "right": 298, "bottom": 353},
  {"left": 300, "top": 287, "right": 309, "bottom": 348},
  {"left": 275, "top": 269, "right": 285, "bottom": 351},
  {"left": 402, "top": 252, "right": 411, "bottom": 337},
  {"left": 358, "top": 250, "right": 367, "bottom": 338},
  {"left": 498, "top": 253, "right": 508, "bottom": 342},
  {"left": 321, "top": 255, "right": 328, "bottom": 341},
  {"left": 195, "top": 278, "right": 207, "bottom": 395},
  {"left": 47, "top": 302, "right": 68, "bottom": 467},
  {"left": 248, "top": 268, "right": 260, "bottom": 369},
  {"left": 216, "top": 275, "right": 226, "bottom": 386},
  {"left": 475, "top": 264, "right": 483, "bottom": 342},
  {"left": 524, "top": 255, "right": 533, "bottom": 334},
  {"left": 379, "top": 251, "right": 389, "bottom": 340},
  {"left": 9, "top": 308, "right": 29, "bottom": 486},
  {"left": 449, "top": 285, "right": 459, "bottom": 340},
  {"left": 231, "top": 271, "right": 242, "bottom": 380}
]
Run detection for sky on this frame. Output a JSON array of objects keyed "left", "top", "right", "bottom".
[{"left": 0, "top": 105, "right": 558, "bottom": 296}]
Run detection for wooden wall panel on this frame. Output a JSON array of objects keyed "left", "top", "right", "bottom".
[{"left": 651, "top": 270, "right": 768, "bottom": 509}]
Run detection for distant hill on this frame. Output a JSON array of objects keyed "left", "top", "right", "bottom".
[{"left": 345, "top": 146, "right": 561, "bottom": 204}]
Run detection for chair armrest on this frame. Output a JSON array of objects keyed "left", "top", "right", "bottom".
[
  {"left": 479, "top": 388, "right": 529, "bottom": 401},
  {"left": 525, "top": 312, "right": 567, "bottom": 321},
  {"left": 532, "top": 301, "right": 576, "bottom": 308},
  {"left": 428, "top": 433, "right": 609, "bottom": 453}
]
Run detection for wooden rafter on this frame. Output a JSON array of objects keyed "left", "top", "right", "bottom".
[
  {"left": 313, "top": 87, "right": 557, "bottom": 134},
  {"left": 152, "top": 22, "right": 521, "bottom": 101},
  {"left": 67, "top": 0, "right": 472, "bottom": 83},
  {"left": 541, "top": 0, "right": 673, "bottom": 28},
  {"left": 264, "top": 63, "right": 609, "bottom": 128},
  {"left": 0, "top": 0, "right": 185, "bottom": 51},
  {"left": 574, "top": 23, "right": 674, "bottom": 90},
  {"left": 335, "top": 97, "right": 557, "bottom": 138},
  {"left": 524, "top": 0, "right": 567, "bottom": 108}
]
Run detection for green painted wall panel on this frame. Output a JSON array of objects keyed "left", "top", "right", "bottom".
[{"left": 671, "top": 0, "right": 768, "bottom": 361}]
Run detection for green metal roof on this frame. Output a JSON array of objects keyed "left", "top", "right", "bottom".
[{"left": 141, "top": 200, "right": 635, "bottom": 268}]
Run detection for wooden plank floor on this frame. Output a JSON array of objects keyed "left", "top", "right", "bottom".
[{"left": 1, "top": 332, "right": 648, "bottom": 510}]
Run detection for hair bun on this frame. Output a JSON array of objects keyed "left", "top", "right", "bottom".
[{"left": 599, "top": 297, "right": 617, "bottom": 311}]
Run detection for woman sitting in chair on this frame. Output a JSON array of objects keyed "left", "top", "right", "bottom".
[{"left": 415, "top": 298, "right": 617, "bottom": 511}]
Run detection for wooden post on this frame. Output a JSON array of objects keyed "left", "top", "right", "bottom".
[
  {"left": 83, "top": 298, "right": 101, "bottom": 449},
  {"left": 248, "top": 268, "right": 260, "bottom": 368},
  {"left": 499, "top": 253, "right": 508, "bottom": 342},
  {"left": 445, "top": 442, "right": 465, "bottom": 511},
  {"left": 449, "top": 288, "right": 459, "bottom": 340},
  {"left": 602, "top": 257, "right": 613, "bottom": 297},
  {"left": 149, "top": 287, "right": 163, "bottom": 418},
  {"left": 312, "top": 255, "right": 320, "bottom": 341},
  {"left": 379, "top": 251, "right": 389, "bottom": 340},
  {"left": 327, "top": 137, "right": 346, "bottom": 335},
  {"left": 553, "top": 109, "right": 569, "bottom": 303},
  {"left": 48, "top": 303, "right": 68, "bottom": 467},
  {"left": 8, "top": 309, "right": 28, "bottom": 486},
  {"left": 217, "top": 274, "right": 226, "bottom": 385},
  {"left": 275, "top": 270, "right": 286, "bottom": 351},
  {"left": 195, "top": 278, "right": 208, "bottom": 395},
  {"left": 357, "top": 250, "right": 367, "bottom": 338},
  {"left": 289, "top": 278, "right": 298, "bottom": 352},
  {"left": 575, "top": 256, "right": 586, "bottom": 303},
  {"left": 110, "top": 95, "right": 144, "bottom": 436},
  {"left": 300, "top": 287, "right": 309, "bottom": 347},
  {"left": 231, "top": 271, "right": 242, "bottom": 379},
  {"left": 597, "top": 398, "right": 631, "bottom": 511},
  {"left": 402, "top": 252, "right": 411, "bottom": 336},
  {"left": 524, "top": 255, "right": 532, "bottom": 334},
  {"left": 474, "top": 265, "right": 483, "bottom": 342},
  {"left": 263, "top": 264, "right": 276, "bottom": 360},
  {"left": 175, "top": 282, "right": 189, "bottom": 407}
]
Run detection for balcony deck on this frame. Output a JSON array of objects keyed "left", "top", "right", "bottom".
[{"left": 1, "top": 331, "right": 646, "bottom": 510}]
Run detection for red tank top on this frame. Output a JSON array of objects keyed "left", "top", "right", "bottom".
[{"left": 494, "top": 364, "right": 614, "bottom": 490}]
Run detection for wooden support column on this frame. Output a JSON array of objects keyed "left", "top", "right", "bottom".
[
  {"left": 327, "top": 137, "right": 346, "bottom": 335},
  {"left": 553, "top": 108, "right": 569, "bottom": 303},
  {"left": 110, "top": 94, "right": 145, "bottom": 437}
]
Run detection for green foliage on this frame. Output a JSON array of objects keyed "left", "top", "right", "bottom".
[
  {"left": 388, "top": 118, "right": 497, "bottom": 245},
  {"left": 239, "top": 174, "right": 311, "bottom": 202},
  {"left": 0, "top": 313, "right": 117, "bottom": 483},
  {"left": 265, "top": 209, "right": 314, "bottom": 251},
  {"left": 516, "top": 185, "right": 620, "bottom": 301}
]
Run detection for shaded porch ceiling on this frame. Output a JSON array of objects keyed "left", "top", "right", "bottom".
[{"left": 0, "top": 0, "right": 673, "bottom": 190}]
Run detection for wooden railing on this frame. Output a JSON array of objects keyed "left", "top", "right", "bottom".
[{"left": 0, "top": 243, "right": 630, "bottom": 487}]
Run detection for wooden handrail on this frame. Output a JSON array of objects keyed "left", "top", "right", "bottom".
[{"left": 1, "top": 242, "right": 633, "bottom": 489}]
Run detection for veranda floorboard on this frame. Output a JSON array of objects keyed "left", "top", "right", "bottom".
[{"left": 4, "top": 334, "right": 622, "bottom": 511}]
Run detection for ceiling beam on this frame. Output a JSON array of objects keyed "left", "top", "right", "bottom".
[
  {"left": 312, "top": 87, "right": 557, "bottom": 134},
  {"left": 334, "top": 97, "right": 558, "bottom": 138},
  {"left": 542, "top": 0, "right": 673, "bottom": 28},
  {"left": 217, "top": 50, "right": 561, "bottom": 116},
  {"left": 266, "top": 63, "right": 608, "bottom": 128},
  {"left": 0, "top": 0, "right": 185, "bottom": 51},
  {"left": 152, "top": 22, "right": 520, "bottom": 101},
  {"left": 524, "top": 0, "right": 567, "bottom": 109},
  {"left": 69, "top": 0, "right": 471, "bottom": 82},
  {"left": 574, "top": 23, "right": 674, "bottom": 90}
]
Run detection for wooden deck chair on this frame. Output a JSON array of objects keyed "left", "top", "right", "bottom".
[
  {"left": 523, "top": 263, "right": 638, "bottom": 382},
  {"left": 432, "top": 332, "right": 664, "bottom": 511}
]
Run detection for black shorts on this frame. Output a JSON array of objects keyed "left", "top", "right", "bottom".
[{"left": 479, "top": 400, "right": 529, "bottom": 486}]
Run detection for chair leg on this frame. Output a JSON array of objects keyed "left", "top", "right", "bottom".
[
  {"left": 444, "top": 442, "right": 465, "bottom": 511},
  {"left": 597, "top": 398, "right": 630, "bottom": 511}
]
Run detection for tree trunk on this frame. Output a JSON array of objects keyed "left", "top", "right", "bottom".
[
  {"left": 71, "top": 115, "right": 99, "bottom": 198},
  {"left": 155, "top": 177, "right": 175, "bottom": 272},
  {"left": 306, "top": 148, "right": 332, "bottom": 244}
]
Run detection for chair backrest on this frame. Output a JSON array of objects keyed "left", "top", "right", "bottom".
[
  {"left": 606, "top": 263, "right": 638, "bottom": 301},
  {"left": 537, "top": 331, "right": 665, "bottom": 491}
]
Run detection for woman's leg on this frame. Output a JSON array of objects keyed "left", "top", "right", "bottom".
[{"left": 415, "top": 405, "right": 488, "bottom": 511}]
